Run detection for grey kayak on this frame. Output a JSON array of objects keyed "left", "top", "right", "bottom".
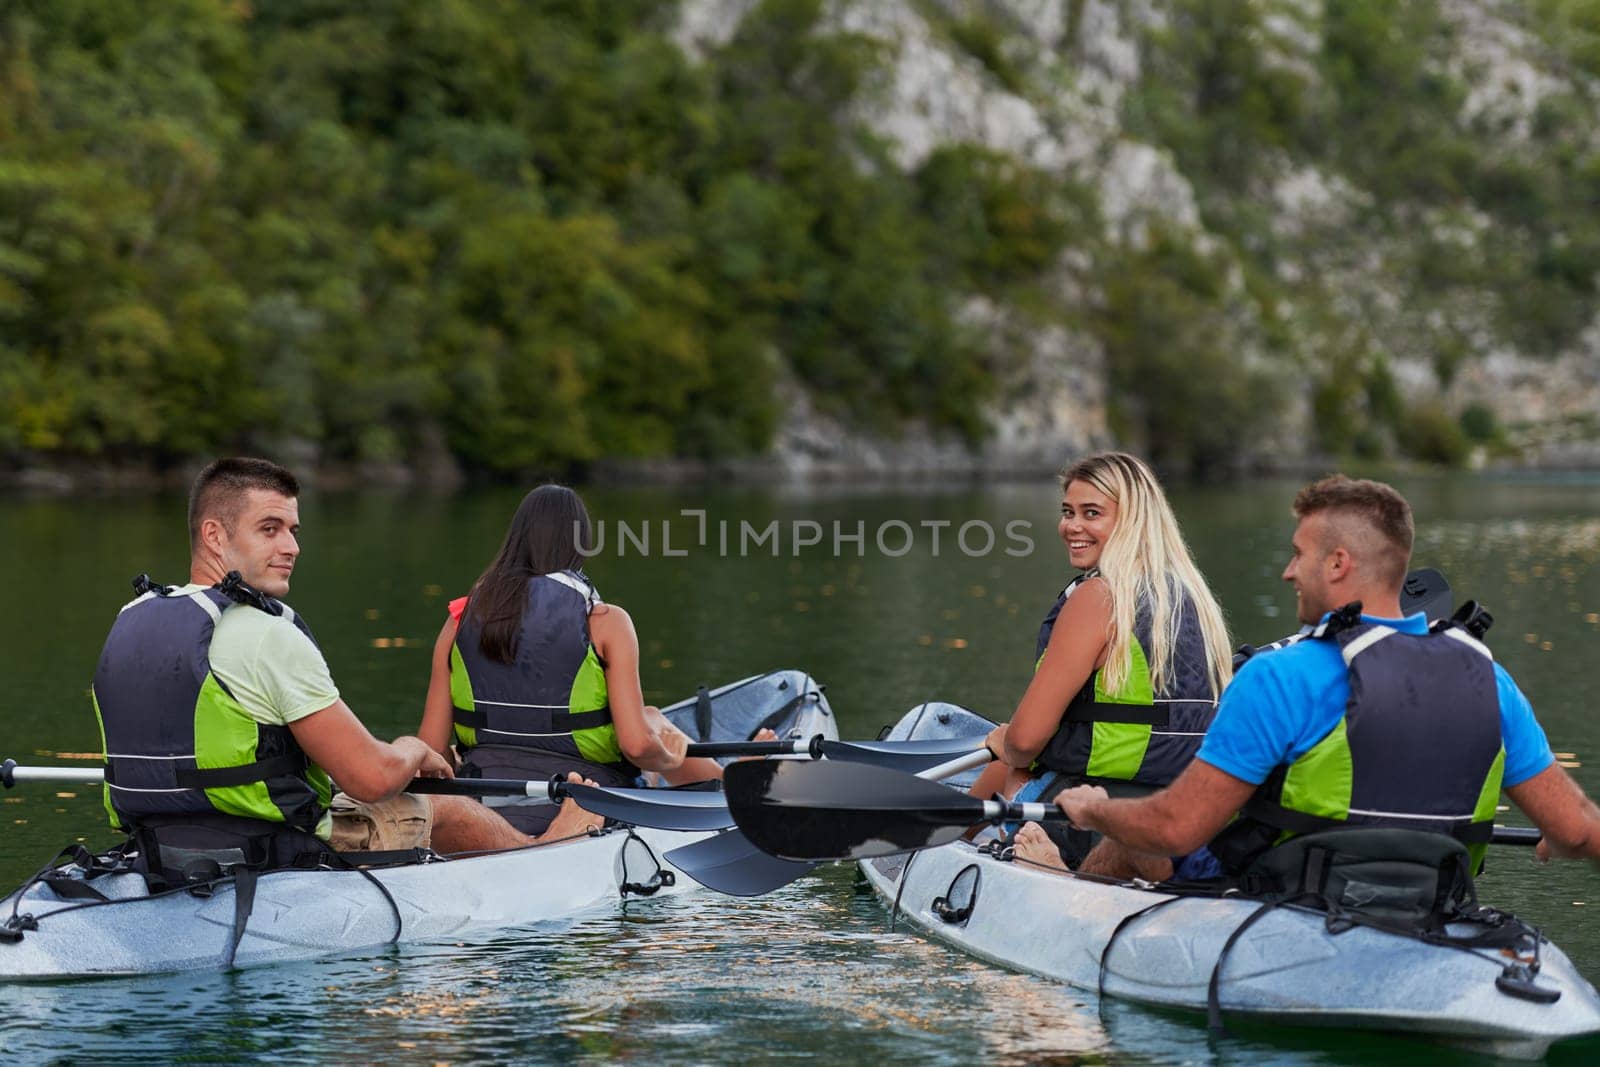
[
  {"left": 0, "top": 671, "right": 839, "bottom": 981},
  {"left": 662, "top": 668, "right": 834, "bottom": 756},
  {"left": 864, "top": 702, "right": 1600, "bottom": 1060},
  {"left": 2, "top": 825, "right": 703, "bottom": 980}
]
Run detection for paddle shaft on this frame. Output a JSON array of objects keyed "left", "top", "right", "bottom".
[
  {"left": 684, "top": 736, "right": 991, "bottom": 775},
  {"left": 994, "top": 797, "right": 1544, "bottom": 846},
  {"left": 3, "top": 758, "right": 1548, "bottom": 846},
  {"left": 1020, "top": 808, "right": 1543, "bottom": 847},
  {"left": 1, "top": 758, "right": 556, "bottom": 801},
  {"left": 917, "top": 749, "right": 993, "bottom": 780},
  {"left": 2, "top": 762, "right": 103, "bottom": 785},
  {"left": 685, "top": 742, "right": 994, "bottom": 775},
  {"left": 687, "top": 738, "right": 815, "bottom": 758}
]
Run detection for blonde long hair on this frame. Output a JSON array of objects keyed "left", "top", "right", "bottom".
[{"left": 1061, "top": 452, "right": 1233, "bottom": 699}]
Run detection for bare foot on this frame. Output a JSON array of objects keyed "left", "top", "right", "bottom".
[
  {"left": 532, "top": 773, "right": 603, "bottom": 843},
  {"left": 1013, "top": 822, "right": 1068, "bottom": 871},
  {"left": 736, "top": 727, "right": 780, "bottom": 760}
]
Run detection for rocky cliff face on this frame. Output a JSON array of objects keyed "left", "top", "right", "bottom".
[{"left": 673, "top": 0, "right": 1600, "bottom": 476}]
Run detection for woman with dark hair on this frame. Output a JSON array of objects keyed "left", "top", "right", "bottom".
[{"left": 419, "top": 485, "right": 724, "bottom": 834}]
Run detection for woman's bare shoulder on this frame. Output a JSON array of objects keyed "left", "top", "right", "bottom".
[
  {"left": 588, "top": 601, "right": 632, "bottom": 629},
  {"left": 1070, "top": 573, "right": 1113, "bottom": 607}
]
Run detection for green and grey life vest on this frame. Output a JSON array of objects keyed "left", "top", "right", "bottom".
[
  {"left": 92, "top": 580, "right": 332, "bottom": 835},
  {"left": 1216, "top": 605, "right": 1505, "bottom": 873},
  {"left": 1032, "top": 572, "right": 1219, "bottom": 788},
  {"left": 450, "top": 570, "right": 629, "bottom": 770}
]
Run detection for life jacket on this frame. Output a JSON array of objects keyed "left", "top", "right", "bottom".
[
  {"left": 92, "top": 575, "right": 332, "bottom": 837},
  {"left": 450, "top": 570, "right": 632, "bottom": 774},
  {"left": 1032, "top": 574, "right": 1218, "bottom": 788},
  {"left": 1210, "top": 603, "right": 1505, "bottom": 874}
]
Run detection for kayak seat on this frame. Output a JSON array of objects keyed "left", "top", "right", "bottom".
[
  {"left": 1203, "top": 828, "right": 1551, "bottom": 1033},
  {"left": 129, "top": 813, "right": 337, "bottom": 893},
  {"left": 1238, "top": 827, "right": 1476, "bottom": 928}
]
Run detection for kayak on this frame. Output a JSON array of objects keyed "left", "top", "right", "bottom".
[
  {"left": 662, "top": 668, "right": 834, "bottom": 753},
  {"left": 0, "top": 670, "right": 837, "bottom": 981},
  {"left": 861, "top": 703, "right": 1600, "bottom": 1060}
]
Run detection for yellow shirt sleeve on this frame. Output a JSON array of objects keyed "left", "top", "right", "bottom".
[{"left": 209, "top": 606, "right": 341, "bottom": 727}]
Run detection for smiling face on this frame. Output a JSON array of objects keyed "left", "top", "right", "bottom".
[
  {"left": 1059, "top": 478, "right": 1118, "bottom": 571},
  {"left": 1282, "top": 512, "right": 1336, "bottom": 624},
  {"left": 211, "top": 489, "right": 301, "bottom": 598}
]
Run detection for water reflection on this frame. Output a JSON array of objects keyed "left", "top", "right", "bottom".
[{"left": 13, "top": 860, "right": 1594, "bottom": 1065}]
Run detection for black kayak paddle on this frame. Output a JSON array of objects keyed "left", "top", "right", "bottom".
[
  {"left": 667, "top": 748, "right": 993, "bottom": 894},
  {"left": 722, "top": 758, "right": 1545, "bottom": 863},
  {"left": 723, "top": 757, "right": 1066, "bottom": 862}
]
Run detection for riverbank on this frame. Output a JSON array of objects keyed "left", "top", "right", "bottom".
[{"left": 5, "top": 447, "right": 1600, "bottom": 494}]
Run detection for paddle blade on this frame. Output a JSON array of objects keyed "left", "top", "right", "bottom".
[
  {"left": 724, "top": 759, "right": 987, "bottom": 861},
  {"left": 817, "top": 738, "right": 987, "bottom": 773},
  {"left": 563, "top": 783, "right": 735, "bottom": 832},
  {"left": 664, "top": 828, "right": 818, "bottom": 896}
]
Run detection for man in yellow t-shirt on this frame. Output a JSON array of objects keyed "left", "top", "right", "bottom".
[{"left": 98, "top": 457, "right": 597, "bottom": 853}]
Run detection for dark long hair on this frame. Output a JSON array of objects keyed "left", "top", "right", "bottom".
[{"left": 467, "top": 485, "right": 592, "bottom": 663}]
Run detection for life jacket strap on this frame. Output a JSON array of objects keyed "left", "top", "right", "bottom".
[
  {"left": 451, "top": 705, "right": 613, "bottom": 733},
  {"left": 1061, "top": 700, "right": 1168, "bottom": 727},
  {"left": 214, "top": 571, "right": 284, "bottom": 616},
  {"left": 1239, "top": 796, "right": 1494, "bottom": 844},
  {"left": 172, "top": 752, "right": 308, "bottom": 790},
  {"left": 131, "top": 573, "right": 176, "bottom": 597},
  {"left": 1309, "top": 600, "right": 1364, "bottom": 639}
]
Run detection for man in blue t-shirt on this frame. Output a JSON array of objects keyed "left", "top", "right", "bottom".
[{"left": 1053, "top": 475, "right": 1600, "bottom": 869}]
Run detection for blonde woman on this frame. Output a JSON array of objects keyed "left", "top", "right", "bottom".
[{"left": 974, "top": 452, "right": 1234, "bottom": 880}]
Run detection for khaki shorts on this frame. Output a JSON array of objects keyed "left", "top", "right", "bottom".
[{"left": 328, "top": 791, "right": 433, "bottom": 852}]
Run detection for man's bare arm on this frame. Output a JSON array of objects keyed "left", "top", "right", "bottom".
[
  {"left": 289, "top": 701, "right": 452, "bottom": 802},
  {"left": 1506, "top": 764, "right": 1600, "bottom": 861},
  {"left": 1057, "top": 760, "right": 1256, "bottom": 856}
]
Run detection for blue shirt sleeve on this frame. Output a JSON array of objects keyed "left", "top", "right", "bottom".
[
  {"left": 1496, "top": 664, "right": 1555, "bottom": 788},
  {"left": 1195, "top": 654, "right": 1309, "bottom": 785}
]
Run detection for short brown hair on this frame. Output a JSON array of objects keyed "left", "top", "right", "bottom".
[
  {"left": 188, "top": 458, "right": 299, "bottom": 549},
  {"left": 1292, "top": 475, "right": 1413, "bottom": 581}
]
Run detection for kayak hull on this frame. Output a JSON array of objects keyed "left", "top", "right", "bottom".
[
  {"left": 1, "top": 670, "right": 839, "bottom": 981},
  {"left": 865, "top": 702, "right": 1600, "bottom": 1059},
  {"left": 861, "top": 843, "right": 1600, "bottom": 1059},
  {"left": 1, "top": 825, "right": 703, "bottom": 980}
]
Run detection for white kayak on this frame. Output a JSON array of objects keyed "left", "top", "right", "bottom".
[
  {"left": 0, "top": 669, "right": 837, "bottom": 981},
  {"left": 863, "top": 702, "right": 1600, "bottom": 1060},
  {"left": 662, "top": 668, "right": 834, "bottom": 752},
  {"left": 2, "top": 825, "right": 702, "bottom": 980}
]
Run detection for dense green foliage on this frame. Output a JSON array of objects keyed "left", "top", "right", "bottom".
[
  {"left": 0, "top": 0, "right": 1070, "bottom": 473},
  {"left": 3, "top": 0, "right": 1593, "bottom": 477},
  {"left": 1126, "top": 0, "right": 1600, "bottom": 464}
]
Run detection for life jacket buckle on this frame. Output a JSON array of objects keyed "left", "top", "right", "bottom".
[
  {"left": 131, "top": 574, "right": 174, "bottom": 597},
  {"left": 215, "top": 571, "right": 283, "bottom": 615}
]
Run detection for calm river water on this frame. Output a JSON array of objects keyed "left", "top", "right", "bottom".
[{"left": 2, "top": 473, "right": 1598, "bottom": 1064}]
